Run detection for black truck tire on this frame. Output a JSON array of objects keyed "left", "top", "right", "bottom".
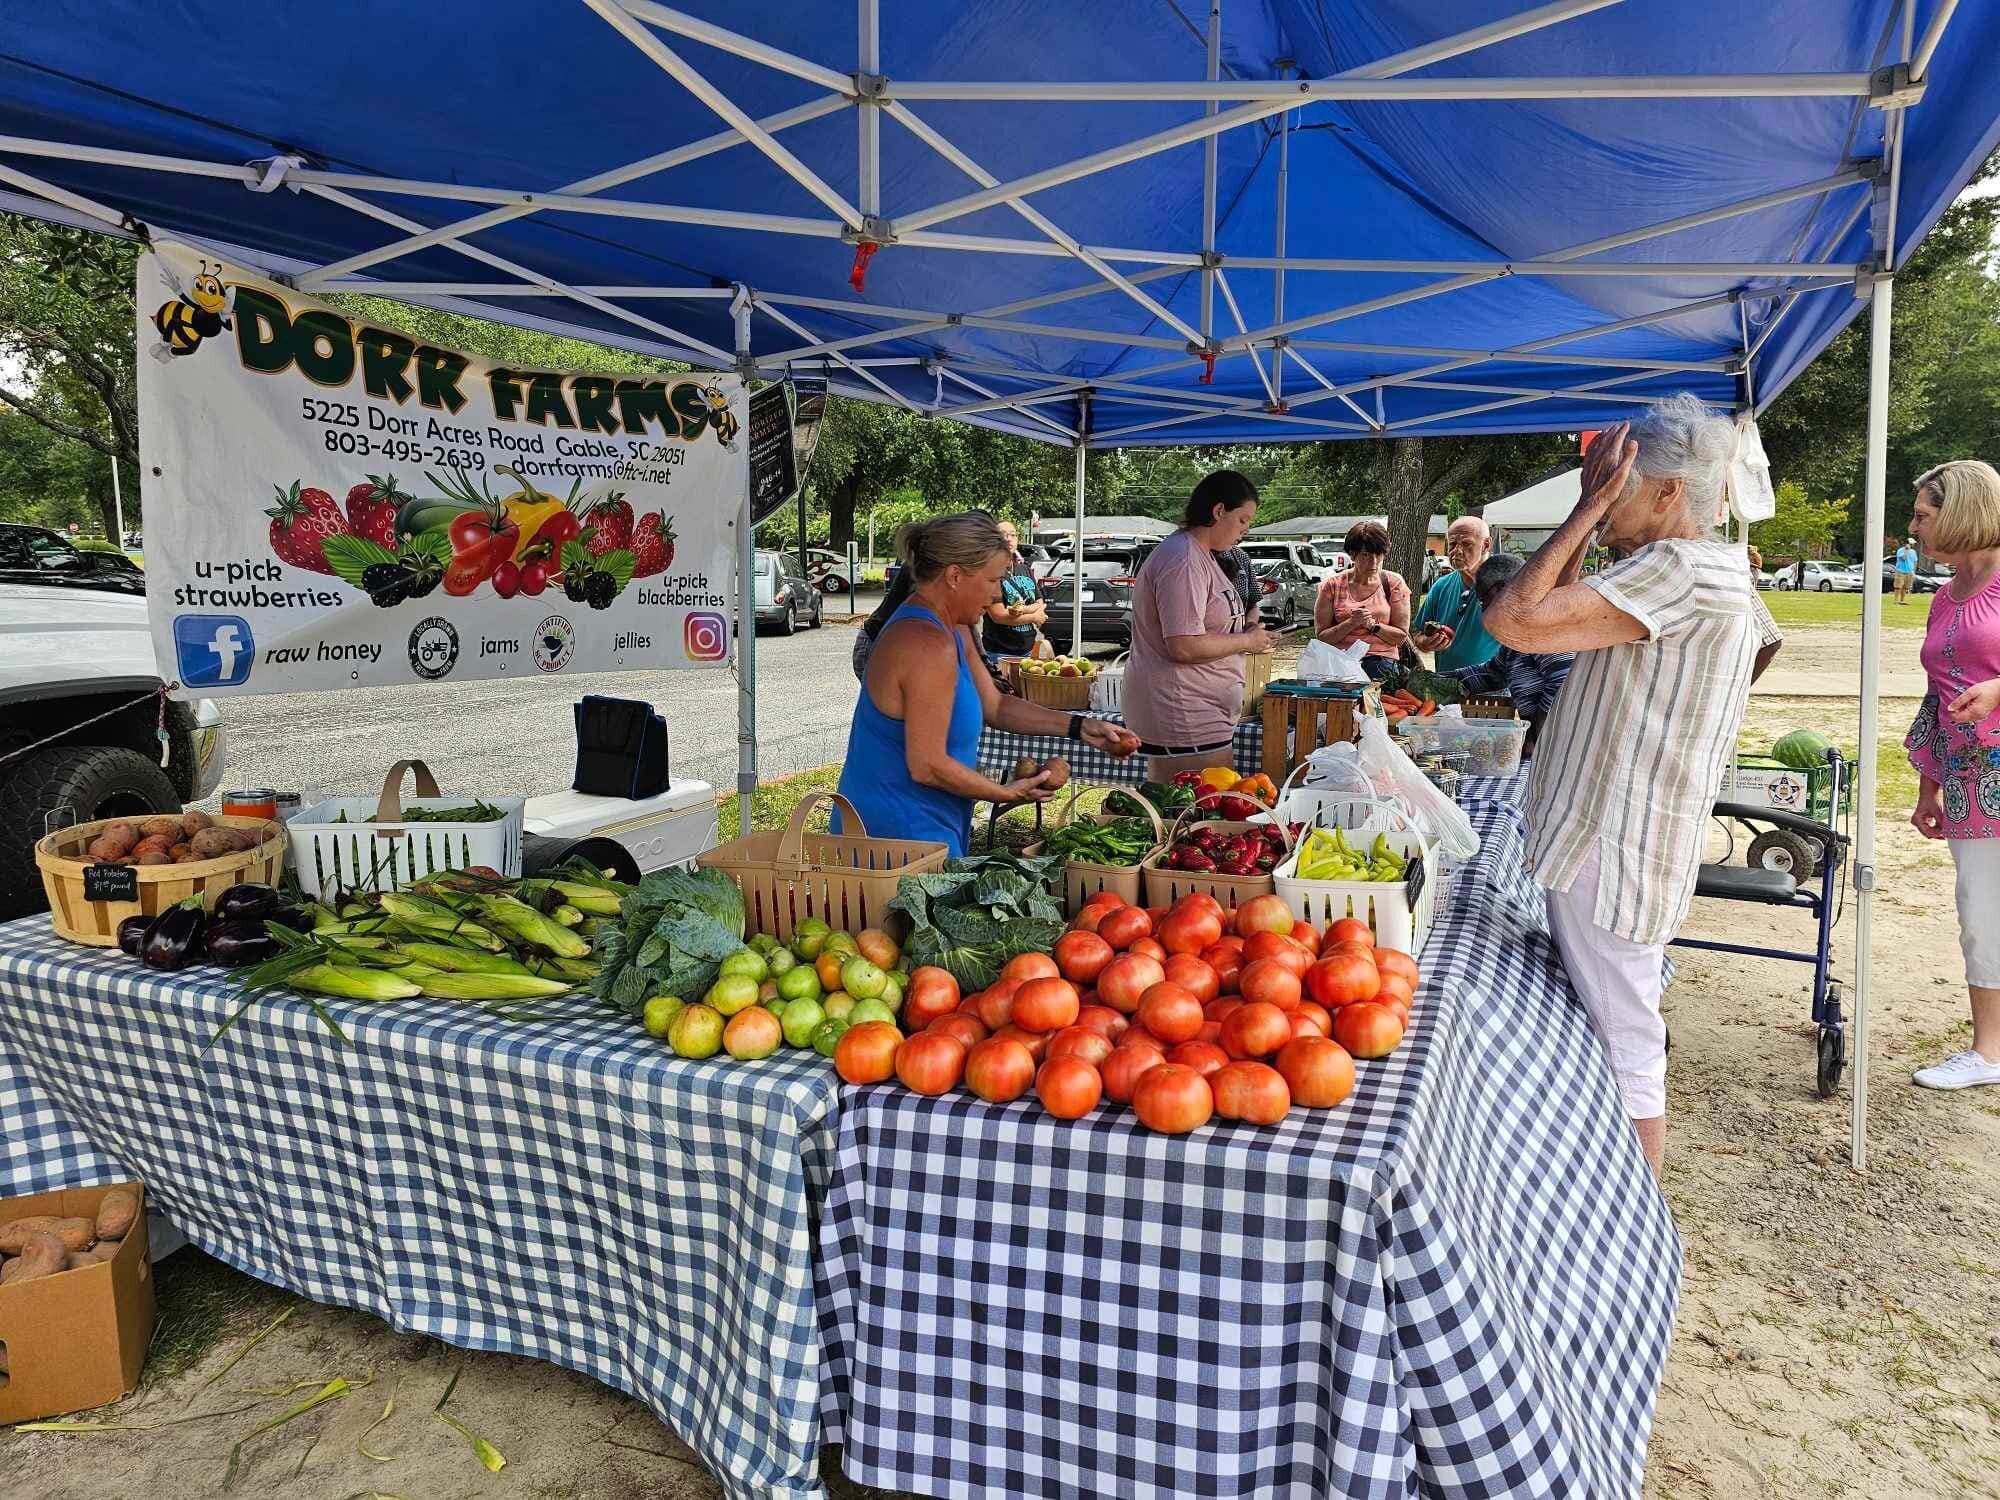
[{"left": 0, "top": 745, "right": 181, "bottom": 917}]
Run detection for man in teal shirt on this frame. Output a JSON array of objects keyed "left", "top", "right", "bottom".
[
  {"left": 1412, "top": 515, "right": 1501, "bottom": 671},
  {"left": 1893, "top": 535, "right": 1919, "bottom": 605}
]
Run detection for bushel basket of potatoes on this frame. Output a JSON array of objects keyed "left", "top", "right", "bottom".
[{"left": 36, "top": 810, "right": 285, "bottom": 947}]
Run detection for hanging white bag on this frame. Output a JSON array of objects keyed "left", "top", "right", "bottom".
[
  {"left": 1297, "top": 637, "right": 1370, "bottom": 686},
  {"left": 1353, "top": 717, "right": 1481, "bottom": 862}
]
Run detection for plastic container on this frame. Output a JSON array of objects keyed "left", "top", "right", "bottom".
[
  {"left": 1394, "top": 716, "right": 1528, "bottom": 777},
  {"left": 1271, "top": 799, "right": 1436, "bottom": 954},
  {"left": 288, "top": 760, "right": 525, "bottom": 898}
]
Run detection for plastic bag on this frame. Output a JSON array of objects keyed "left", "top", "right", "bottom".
[
  {"left": 1298, "top": 637, "right": 1371, "bottom": 686},
  {"left": 1354, "top": 717, "right": 1481, "bottom": 860}
]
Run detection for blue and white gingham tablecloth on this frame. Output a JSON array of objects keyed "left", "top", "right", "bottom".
[
  {"left": 815, "top": 778, "right": 1682, "bottom": 1498},
  {"left": 978, "top": 711, "right": 1265, "bottom": 786},
  {"left": 0, "top": 935, "right": 841, "bottom": 1500}
]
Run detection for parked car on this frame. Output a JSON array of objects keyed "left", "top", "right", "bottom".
[
  {"left": 1039, "top": 544, "right": 1157, "bottom": 651},
  {"left": 1773, "top": 560, "right": 1861, "bottom": 592},
  {"left": 1881, "top": 560, "right": 1945, "bottom": 594},
  {"left": 1252, "top": 559, "right": 1318, "bottom": 629},
  {"left": 0, "top": 523, "right": 227, "bottom": 918},
  {"left": 752, "top": 550, "right": 824, "bottom": 634},
  {"left": 1242, "top": 540, "right": 1332, "bottom": 582}
]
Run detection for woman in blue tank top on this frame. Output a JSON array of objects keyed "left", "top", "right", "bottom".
[{"left": 836, "top": 513, "right": 1143, "bottom": 856}]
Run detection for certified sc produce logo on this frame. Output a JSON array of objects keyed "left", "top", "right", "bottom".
[
  {"left": 534, "top": 615, "right": 576, "bottom": 673},
  {"left": 407, "top": 617, "right": 460, "bottom": 681}
]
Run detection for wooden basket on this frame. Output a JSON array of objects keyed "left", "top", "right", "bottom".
[
  {"left": 1024, "top": 787, "right": 1163, "bottom": 916},
  {"left": 1010, "top": 662, "right": 1098, "bottom": 710},
  {"left": 1259, "top": 680, "right": 1362, "bottom": 782},
  {"left": 1461, "top": 691, "right": 1516, "bottom": 720},
  {"left": 1240, "top": 649, "right": 1275, "bottom": 718},
  {"left": 696, "top": 791, "right": 948, "bottom": 940},
  {"left": 1141, "top": 814, "right": 1293, "bottom": 915},
  {"left": 35, "top": 815, "right": 285, "bottom": 946}
]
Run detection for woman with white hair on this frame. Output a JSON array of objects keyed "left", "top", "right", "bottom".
[{"left": 1484, "top": 393, "right": 1759, "bottom": 1173}]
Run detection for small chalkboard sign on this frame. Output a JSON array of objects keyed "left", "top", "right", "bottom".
[
  {"left": 83, "top": 862, "right": 139, "bottom": 903},
  {"left": 747, "top": 383, "right": 798, "bottom": 524}
]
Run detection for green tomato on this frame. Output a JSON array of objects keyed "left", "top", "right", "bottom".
[
  {"left": 775, "top": 964, "right": 822, "bottom": 1004},
  {"left": 719, "top": 949, "right": 769, "bottom": 984},
  {"left": 822, "top": 992, "right": 855, "bottom": 1022},
  {"left": 840, "top": 956, "right": 887, "bottom": 1001},
  {"left": 811, "top": 1016, "right": 851, "bottom": 1058},
  {"left": 747, "top": 933, "right": 780, "bottom": 957},
  {"left": 706, "top": 973, "right": 761, "bottom": 1017},
  {"left": 780, "top": 995, "right": 826, "bottom": 1048},
  {"left": 847, "top": 998, "right": 898, "bottom": 1028},
  {"left": 791, "top": 917, "right": 831, "bottom": 960},
  {"left": 667, "top": 1003, "right": 723, "bottom": 1059},
  {"left": 641, "top": 995, "right": 684, "bottom": 1038},
  {"left": 765, "top": 946, "right": 797, "bottom": 978},
  {"left": 824, "top": 931, "right": 859, "bottom": 961}
]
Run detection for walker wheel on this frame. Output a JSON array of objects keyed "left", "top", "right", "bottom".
[{"left": 1816, "top": 1025, "right": 1845, "bottom": 1099}]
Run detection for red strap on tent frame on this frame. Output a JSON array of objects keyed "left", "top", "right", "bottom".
[
  {"left": 1198, "top": 351, "right": 1217, "bottom": 384},
  {"left": 849, "top": 242, "right": 879, "bottom": 294}
]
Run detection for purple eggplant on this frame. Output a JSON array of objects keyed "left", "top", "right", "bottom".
[
  {"left": 203, "top": 917, "right": 282, "bottom": 968},
  {"left": 142, "top": 896, "right": 207, "bottom": 971},
  {"left": 212, "top": 883, "right": 286, "bottom": 923},
  {"left": 266, "top": 905, "right": 316, "bottom": 933},
  {"left": 116, "top": 914, "right": 152, "bottom": 957}
]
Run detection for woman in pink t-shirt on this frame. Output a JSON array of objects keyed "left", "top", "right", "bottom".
[
  {"left": 1125, "top": 471, "right": 1273, "bottom": 780},
  {"left": 1905, "top": 460, "right": 2000, "bottom": 1092}
]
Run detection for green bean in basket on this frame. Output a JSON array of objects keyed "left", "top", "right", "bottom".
[{"left": 1045, "top": 817, "right": 1157, "bottom": 866}]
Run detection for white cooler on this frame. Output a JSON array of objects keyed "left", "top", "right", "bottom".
[{"left": 523, "top": 779, "right": 719, "bottom": 875}]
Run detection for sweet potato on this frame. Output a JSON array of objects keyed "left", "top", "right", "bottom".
[
  {"left": 181, "top": 809, "right": 212, "bottom": 836},
  {"left": 62, "top": 1250, "right": 96, "bottom": 1272},
  {"left": 9, "top": 1232, "right": 65, "bottom": 1282},
  {"left": 0, "top": 1215, "right": 95, "bottom": 1254},
  {"left": 0, "top": 1257, "right": 20, "bottom": 1286},
  {"left": 94, "top": 1190, "right": 137, "bottom": 1241},
  {"left": 139, "top": 815, "right": 186, "bottom": 840},
  {"left": 168, "top": 843, "right": 193, "bottom": 861},
  {"left": 86, "top": 1239, "right": 122, "bottom": 1263}
]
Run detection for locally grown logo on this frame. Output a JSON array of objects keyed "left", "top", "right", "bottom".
[
  {"left": 407, "top": 617, "right": 460, "bottom": 681},
  {"left": 172, "top": 614, "right": 255, "bottom": 687},
  {"left": 683, "top": 610, "right": 728, "bottom": 662},
  {"left": 533, "top": 614, "right": 576, "bottom": 673}
]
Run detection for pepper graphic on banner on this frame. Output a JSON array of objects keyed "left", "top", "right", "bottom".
[{"left": 137, "top": 244, "right": 744, "bottom": 696}]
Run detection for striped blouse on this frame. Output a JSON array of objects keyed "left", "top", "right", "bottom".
[{"left": 1525, "top": 540, "right": 1758, "bottom": 946}]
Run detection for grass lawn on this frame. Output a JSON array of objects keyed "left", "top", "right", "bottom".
[{"left": 1761, "top": 589, "right": 1933, "bottom": 630}]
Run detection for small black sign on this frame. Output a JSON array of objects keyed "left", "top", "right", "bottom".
[
  {"left": 747, "top": 384, "right": 798, "bottom": 524},
  {"left": 83, "top": 862, "right": 139, "bottom": 903}
]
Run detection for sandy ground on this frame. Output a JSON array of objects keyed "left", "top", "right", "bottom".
[{"left": 8, "top": 614, "right": 1997, "bottom": 1500}]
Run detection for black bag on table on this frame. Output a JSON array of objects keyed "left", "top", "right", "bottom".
[{"left": 572, "top": 695, "right": 669, "bottom": 799}]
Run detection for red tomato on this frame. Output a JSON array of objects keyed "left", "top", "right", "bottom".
[
  {"left": 1207, "top": 996, "right": 1244, "bottom": 1024},
  {"left": 1128, "top": 937, "right": 1168, "bottom": 964},
  {"left": 1120, "top": 1029, "right": 1166, "bottom": 1055},
  {"left": 1166, "top": 1040, "right": 1230, "bottom": 1077},
  {"left": 1211, "top": 1060, "right": 1291, "bottom": 1124},
  {"left": 1046, "top": 1025, "right": 1114, "bottom": 1067},
  {"left": 1333, "top": 1002, "right": 1405, "bottom": 1059},
  {"left": 1276, "top": 1036, "right": 1356, "bottom": 1107},
  {"left": 1377, "top": 971, "right": 1414, "bottom": 1008},
  {"left": 1097, "top": 953, "right": 1166, "bottom": 1013},
  {"left": 1097, "top": 907, "right": 1154, "bottom": 952},
  {"left": 1380, "top": 996, "right": 1412, "bottom": 1027},
  {"left": 1075, "top": 1004, "right": 1129, "bottom": 1041},
  {"left": 1209, "top": 934, "right": 1246, "bottom": 956},
  {"left": 902, "top": 967, "right": 963, "bottom": 1030},
  {"left": 928, "top": 1013, "right": 988, "bottom": 1050},
  {"left": 1145, "top": 905, "right": 1173, "bottom": 927},
  {"left": 1131, "top": 1064, "right": 1213, "bottom": 1133},
  {"left": 993, "top": 1023, "right": 1052, "bottom": 1062},
  {"left": 1199, "top": 943, "right": 1245, "bottom": 995},
  {"left": 895, "top": 1032, "right": 968, "bottom": 1095},
  {"left": 1376, "top": 949, "right": 1420, "bottom": 987},
  {"left": 834, "top": 1021, "right": 902, "bottom": 1085},
  {"left": 1294, "top": 1000, "right": 1334, "bottom": 1037},
  {"left": 1242, "top": 931, "right": 1312, "bottom": 979},
  {"left": 1136, "top": 982, "right": 1204, "bottom": 1044},
  {"left": 1176, "top": 893, "right": 1226, "bottom": 925},
  {"left": 1288, "top": 920, "right": 1322, "bottom": 956},
  {"left": 1054, "top": 930, "right": 1114, "bottom": 984},
  {"left": 1195, "top": 1019, "right": 1223, "bottom": 1046},
  {"left": 1158, "top": 906, "right": 1223, "bottom": 957},
  {"left": 1162, "top": 953, "right": 1220, "bottom": 1004},
  {"left": 1306, "top": 952, "right": 1382, "bottom": 1009},
  {"left": 975, "top": 979, "right": 1021, "bottom": 1031},
  {"left": 965, "top": 1036, "right": 1037, "bottom": 1102},
  {"left": 1327, "top": 917, "right": 1374, "bottom": 949},
  {"left": 1289, "top": 1008, "right": 1329, "bottom": 1040},
  {"left": 1232, "top": 893, "right": 1296, "bottom": 940},
  {"left": 1036, "top": 1055, "right": 1103, "bottom": 1118},
  {"left": 1012, "top": 976, "right": 1081, "bottom": 1033},
  {"left": 1326, "top": 940, "right": 1376, "bottom": 963},
  {"left": 1070, "top": 905, "right": 1109, "bottom": 935},
  {"left": 1003, "top": 952, "right": 1060, "bottom": 983},
  {"left": 1220, "top": 1000, "right": 1292, "bottom": 1059},
  {"left": 1082, "top": 890, "right": 1126, "bottom": 911},
  {"left": 1100, "top": 1041, "right": 1164, "bottom": 1103},
  {"left": 1238, "top": 958, "right": 1303, "bottom": 1012}
]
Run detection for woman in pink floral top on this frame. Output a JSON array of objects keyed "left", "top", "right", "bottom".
[{"left": 1905, "top": 460, "right": 2000, "bottom": 1091}]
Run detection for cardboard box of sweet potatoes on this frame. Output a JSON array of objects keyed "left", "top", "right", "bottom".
[{"left": 0, "top": 1182, "right": 154, "bottom": 1423}]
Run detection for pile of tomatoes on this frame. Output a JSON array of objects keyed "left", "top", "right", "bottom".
[{"left": 832, "top": 888, "right": 1420, "bottom": 1135}]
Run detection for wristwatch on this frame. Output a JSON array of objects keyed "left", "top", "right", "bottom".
[{"left": 1067, "top": 714, "right": 1085, "bottom": 742}]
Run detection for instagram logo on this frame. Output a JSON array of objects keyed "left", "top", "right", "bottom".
[{"left": 683, "top": 611, "right": 729, "bottom": 661}]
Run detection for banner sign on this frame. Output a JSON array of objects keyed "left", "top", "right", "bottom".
[
  {"left": 745, "top": 383, "right": 797, "bottom": 524},
  {"left": 138, "top": 244, "right": 745, "bottom": 697}
]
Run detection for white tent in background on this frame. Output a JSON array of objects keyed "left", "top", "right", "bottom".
[{"left": 1480, "top": 468, "right": 1582, "bottom": 535}]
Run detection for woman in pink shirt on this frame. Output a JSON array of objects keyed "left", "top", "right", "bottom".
[
  {"left": 1905, "top": 459, "right": 2000, "bottom": 1091},
  {"left": 1125, "top": 472, "right": 1273, "bottom": 781}
]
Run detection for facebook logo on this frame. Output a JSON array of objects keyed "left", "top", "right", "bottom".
[{"left": 173, "top": 615, "right": 254, "bottom": 688}]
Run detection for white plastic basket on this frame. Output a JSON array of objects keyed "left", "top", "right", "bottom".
[
  {"left": 1266, "top": 755, "right": 1390, "bottom": 829},
  {"left": 1272, "top": 796, "right": 1437, "bottom": 954},
  {"left": 288, "top": 759, "right": 524, "bottom": 899},
  {"left": 1089, "top": 651, "right": 1128, "bottom": 712}
]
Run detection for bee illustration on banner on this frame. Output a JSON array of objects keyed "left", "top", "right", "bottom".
[
  {"left": 151, "top": 259, "right": 235, "bottom": 362},
  {"left": 698, "top": 382, "right": 740, "bottom": 448}
]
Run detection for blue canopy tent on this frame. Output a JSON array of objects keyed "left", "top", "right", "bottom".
[{"left": 3, "top": 0, "right": 1996, "bottom": 1163}]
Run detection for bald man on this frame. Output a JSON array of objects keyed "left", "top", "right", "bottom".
[{"left": 1410, "top": 515, "right": 1501, "bottom": 672}]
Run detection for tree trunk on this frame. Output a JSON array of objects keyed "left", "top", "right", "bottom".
[
  {"left": 829, "top": 470, "right": 858, "bottom": 552},
  {"left": 88, "top": 464, "right": 118, "bottom": 543},
  {"left": 1376, "top": 438, "right": 1434, "bottom": 594}
]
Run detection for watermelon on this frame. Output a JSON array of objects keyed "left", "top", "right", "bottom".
[{"left": 1773, "top": 729, "right": 1833, "bottom": 770}]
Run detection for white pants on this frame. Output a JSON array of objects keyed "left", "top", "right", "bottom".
[
  {"left": 1952, "top": 838, "right": 2000, "bottom": 989},
  {"left": 1544, "top": 852, "right": 1668, "bottom": 1119}
]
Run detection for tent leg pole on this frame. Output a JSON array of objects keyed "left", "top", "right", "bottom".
[
  {"left": 734, "top": 288, "right": 759, "bottom": 836},
  {"left": 1851, "top": 271, "right": 1892, "bottom": 1172},
  {"left": 1071, "top": 421, "right": 1087, "bottom": 651}
]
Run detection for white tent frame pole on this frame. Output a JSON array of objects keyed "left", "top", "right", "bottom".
[
  {"left": 857, "top": 0, "right": 880, "bottom": 221},
  {"left": 752, "top": 298, "right": 922, "bottom": 412},
  {"left": 1382, "top": 368, "right": 1663, "bottom": 431},
  {"left": 297, "top": 94, "right": 849, "bottom": 286},
  {"left": 731, "top": 289, "right": 760, "bottom": 828},
  {"left": 1291, "top": 339, "right": 1733, "bottom": 373},
  {"left": 0, "top": 159, "right": 130, "bottom": 231},
  {"left": 619, "top": 0, "right": 858, "bottom": 95},
  {"left": 937, "top": 366, "right": 1079, "bottom": 441},
  {"left": 1281, "top": 345, "right": 1384, "bottom": 430},
  {"left": 310, "top": 282, "right": 737, "bottom": 298},
  {"left": 1274, "top": 79, "right": 1290, "bottom": 336},
  {"left": 1910, "top": 0, "right": 1959, "bottom": 80},
  {"left": 1214, "top": 271, "right": 1279, "bottom": 405},
  {"left": 1394, "top": 378, "right": 1717, "bottom": 405},
  {"left": 1070, "top": 415, "right": 1088, "bottom": 647},
  {"left": 1200, "top": 0, "right": 1221, "bottom": 341},
  {"left": 887, "top": 70, "right": 1873, "bottom": 104},
  {"left": 584, "top": 0, "right": 865, "bottom": 230}
]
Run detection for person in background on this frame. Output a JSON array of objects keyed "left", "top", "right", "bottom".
[
  {"left": 1749, "top": 550, "right": 1784, "bottom": 682},
  {"left": 1125, "top": 471, "right": 1272, "bottom": 782},
  {"left": 839, "top": 514, "right": 1139, "bottom": 855},
  {"left": 1894, "top": 534, "right": 1921, "bottom": 605},
  {"left": 852, "top": 561, "right": 915, "bottom": 683},
  {"left": 1483, "top": 396, "right": 1761, "bottom": 1175},
  {"left": 1411, "top": 515, "right": 1500, "bottom": 671},
  {"left": 1447, "top": 554, "right": 1572, "bottom": 751},
  {"left": 1902, "top": 461, "right": 2000, "bottom": 1091},
  {"left": 1313, "top": 520, "right": 1410, "bottom": 681},
  {"left": 1214, "top": 542, "right": 1261, "bottom": 616},
  {"left": 982, "top": 519, "right": 1047, "bottom": 657}
]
